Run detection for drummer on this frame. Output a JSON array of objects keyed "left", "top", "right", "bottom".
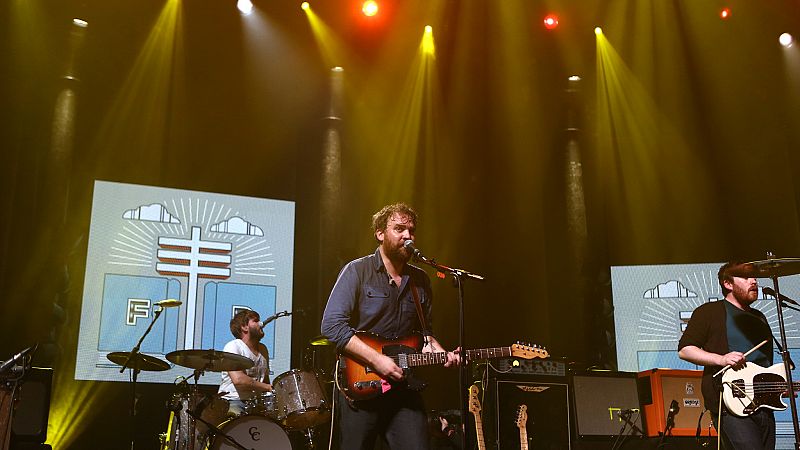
[{"left": 218, "top": 309, "right": 273, "bottom": 416}]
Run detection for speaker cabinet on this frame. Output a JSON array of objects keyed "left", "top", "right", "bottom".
[
  {"left": 485, "top": 378, "right": 571, "bottom": 450},
  {"left": 637, "top": 368, "right": 715, "bottom": 437},
  {"left": 11, "top": 368, "right": 52, "bottom": 444},
  {"left": 572, "top": 372, "right": 643, "bottom": 437}
]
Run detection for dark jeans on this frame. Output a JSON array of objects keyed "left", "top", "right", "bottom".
[
  {"left": 338, "top": 390, "right": 430, "bottom": 450},
  {"left": 716, "top": 409, "right": 775, "bottom": 450}
]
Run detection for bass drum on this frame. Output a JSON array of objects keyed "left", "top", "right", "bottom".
[{"left": 209, "top": 415, "right": 292, "bottom": 450}]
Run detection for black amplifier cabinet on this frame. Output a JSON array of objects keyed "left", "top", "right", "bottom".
[
  {"left": 482, "top": 374, "right": 571, "bottom": 450},
  {"left": 571, "top": 371, "right": 643, "bottom": 438}
]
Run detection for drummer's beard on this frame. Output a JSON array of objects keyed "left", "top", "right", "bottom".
[{"left": 251, "top": 323, "right": 265, "bottom": 341}]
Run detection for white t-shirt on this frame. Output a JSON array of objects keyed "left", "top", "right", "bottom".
[{"left": 218, "top": 339, "right": 270, "bottom": 401}]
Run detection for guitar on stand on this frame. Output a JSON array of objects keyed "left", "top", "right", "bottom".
[
  {"left": 468, "top": 384, "right": 486, "bottom": 450},
  {"left": 515, "top": 404, "right": 528, "bottom": 450}
]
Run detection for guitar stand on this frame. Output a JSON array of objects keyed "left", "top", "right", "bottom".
[{"left": 610, "top": 410, "right": 640, "bottom": 450}]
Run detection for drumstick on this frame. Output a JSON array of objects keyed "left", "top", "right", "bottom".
[{"left": 713, "top": 339, "right": 768, "bottom": 377}]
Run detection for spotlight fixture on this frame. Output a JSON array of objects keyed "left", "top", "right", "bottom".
[
  {"left": 362, "top": 0, "right": 378, "bottom": 17},
  {"left": 72, "top": 18, "right": 88, "bottom": 28},
  {"left": 720, "top": 7, "right": 731, "bottom": 20},
  {"left": 543, "top": 14, "right": 559, "bottom": 30},
  {"left": 594, "top": 27, "right": 603, "bottom": 35},
  {"left": 301, "top": 2, "right": 310, "bottom": 10},
  {"left": 780, "top": 33, "right": 794, "bottom": 48},
  {"left": 237, "top": 0, "right": 253, "bottom": 15}
]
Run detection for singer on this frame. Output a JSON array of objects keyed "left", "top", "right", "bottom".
[
  {"left": 320, "top": 202, "right": 460, "bottom": 450},
  {"left": 217, "top": 309, "right": 274, "bottom": 416},
  {"left": 678, "top": 261, "right": 775, "bottom": 450}
]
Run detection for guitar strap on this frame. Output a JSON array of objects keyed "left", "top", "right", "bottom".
[{"left": 408, "top": 277, "right": 430, "bottom": 347}]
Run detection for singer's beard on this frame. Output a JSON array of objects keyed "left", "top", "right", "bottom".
[{"left": 382, "top": 240, "right": 411, "bottom": 263}]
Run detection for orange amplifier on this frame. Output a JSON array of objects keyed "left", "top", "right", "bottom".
[{"left": 637, "top": 368, "right": 717, "bottom": 437}]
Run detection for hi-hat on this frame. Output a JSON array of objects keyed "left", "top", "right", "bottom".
[
  {"left": 107, "top": 351, "right": 170, "bottom": 372},
  {"left": 166, "top": 349, "right": 253, "bottom": 372},
  {"left": 309, "top": 335, "right": 334, "bottom": 346},
  {"left": 729, "top": 258, "right": 800, "bottom": 278}
]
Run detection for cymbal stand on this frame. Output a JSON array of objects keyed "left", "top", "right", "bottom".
[
  {"left": 119, "top": 306, "right": 166, "bottom": 450},
  {"left": 769, "top": 271, "right": 800, "bottom": 449},
  {"left": 185, "top": 410, "right": 248, "bottom": 450},
  {"left": 302, "top": 427, "right": 317, "bottom": 449}
]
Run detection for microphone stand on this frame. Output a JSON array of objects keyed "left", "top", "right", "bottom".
[
  {"left": 768, "top": 272, "right": 800, "bottom": 450},
  {"left": 411, "top": 251, "right": 484, "bottom": 450},
  {"left": 120, "top": 306, "right": 166, "bottom": 450}
]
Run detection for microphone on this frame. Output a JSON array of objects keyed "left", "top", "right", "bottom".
[
  {"left": 0, "top": 345, "right": 36, "bottom": 374},
  {"left": 762, "top": 287, "right": 800, "bottom": 306},
  {"left": 403, "top": 240, "right": 424, "bottom": 259},
  {"left": 155, "top": 299, "right": 182, "bottom": 308},
  {"left": 259, "top": 310, "right": 291, "bottom": 329}
]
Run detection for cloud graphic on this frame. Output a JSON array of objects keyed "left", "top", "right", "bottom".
[
  {"left": 643, "top": 280, "right": 697, "bottom": 299},
  {"left": 122, "top": 204, "right": 181, "bottom": 224},
  {"left": 210, "top": 216, "right": 264, "bottom": 236}
]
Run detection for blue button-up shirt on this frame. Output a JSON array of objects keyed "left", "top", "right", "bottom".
[{"left": 321, "top": 248, "right": 434, "bottom": 353}]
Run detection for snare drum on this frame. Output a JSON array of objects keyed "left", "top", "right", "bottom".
[
  {"left": 209, "top": 415, "right": 291, "bottom": 450},
  {"left": 273, "top": 369, "right": 331, "bottom": 429},
  {"left": 243, "top": 392, "right": 278, "bottom": 419}
]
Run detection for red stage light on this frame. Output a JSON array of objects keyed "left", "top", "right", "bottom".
[
  {"left": 720, "top": 7, "right": 731, "bottom": 20},
  {"left": 362, "top": 0, "right": 378, "bottom": 17},
  {"left": 543, "top": 14, "right": 559, "bottom": 30}
]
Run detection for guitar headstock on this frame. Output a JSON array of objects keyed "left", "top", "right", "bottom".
[
  {"left": 468, "top": 384, "right": 482, "bottom": 415},
  {"left": 515, "top": 404, "right": 528, "bottom": 429},
  {"left": 511, "top": 342, "right": 549, "bottom": 360}
]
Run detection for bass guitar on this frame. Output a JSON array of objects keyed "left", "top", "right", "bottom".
[
  {"left": 722, "top": 361, "right": 800, "bottom": 417},
  {"left": 338, "top": 331, "right": 549, "bottom": 402}
]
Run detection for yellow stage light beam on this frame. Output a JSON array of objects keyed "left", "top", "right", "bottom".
[
  {"left": 595, "top": 29, "right": 716, "bottom": 258},
  {"left": 422, "top": 26, "right": 434, "bottom": 55},
  {"left": 48, "top": 0, "right": 184, "bottom": 446},
  {"left": 302, "top": 2, "right": 350, "bottom": 70}
]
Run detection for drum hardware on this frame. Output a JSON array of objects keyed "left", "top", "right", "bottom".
[
  {"left": 162, "top": 349, "right": 253, "bottom": 450},
  {"left": 107, "top": 303, "right": 172, "bottom": 450},
  {"left": 186, "top": 409, "right": 251, "bottom": 450}
]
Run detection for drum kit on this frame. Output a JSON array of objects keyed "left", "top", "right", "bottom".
[{"left": 106, "top": 335, "right": 337, "bottom": 450}]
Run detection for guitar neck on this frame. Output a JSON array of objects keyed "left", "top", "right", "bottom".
[
  {"left": 405, "top": 347, "right": 514, "bottom": 367},
  {"left": 472, "top": 412, "right": 487, "bottom": 450},
  {"left": 519, "top": 429, "right": 528, "bottom": 450}
]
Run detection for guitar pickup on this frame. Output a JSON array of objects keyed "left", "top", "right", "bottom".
[{"left": 354, "top": 381, "right": 382, "bottom": 390}]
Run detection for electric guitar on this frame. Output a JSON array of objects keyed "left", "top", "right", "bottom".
[
  {"left": 722, "top": 361, "right": 800, "bottom": 416},
  {"left": 338, "top": 331, "right": 549, "bottom": 401},
  {"left": 516, "top": 404, "right": 528, "bottom": 450},
  {"left": 468, "top": 384, "right": 487, "bottom": 450}
]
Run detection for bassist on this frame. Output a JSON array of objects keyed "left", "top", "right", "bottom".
[
  {"left": 321, "top": 203, "right": 460, "bottom": 450},
  {"left": 678, "top": 261, "right": 774, "bottom": 450}
]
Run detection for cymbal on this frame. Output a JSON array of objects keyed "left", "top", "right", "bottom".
[
  {"left": 107, "top": 351, "right": 170, "bottom": 372},
  {"left": 729, "top": 258, "right": 800, "bottom": 278},
  {"left": 309, "top": 335, "right": 334, "bottom": 346},
  {"left": 166, "top": 349, "right": 253, "bottom": 372}
]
